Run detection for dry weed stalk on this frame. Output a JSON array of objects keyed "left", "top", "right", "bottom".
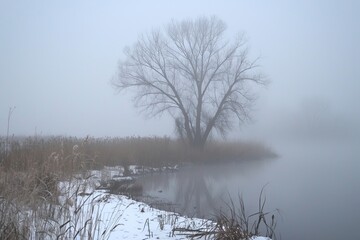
[
  {"left": 173, "top": 188, "right": 279, "bottom": 240},
  {"left": 0, "top": 139, "right": 121, "bottom": 240}
]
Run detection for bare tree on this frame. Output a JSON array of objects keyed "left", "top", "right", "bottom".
[{"left": 114, "top": 16, "right": 265, "bottom": 149}]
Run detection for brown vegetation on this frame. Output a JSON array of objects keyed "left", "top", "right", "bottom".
[
  {"left": 0, "top": 136, "right": 276, "bottom": 239},
  {"left": 1, "top": 136, "right": 276, "bottom": 171}
]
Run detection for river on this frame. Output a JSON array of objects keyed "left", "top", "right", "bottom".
[{"left": 137, "top": 139, "right": 360, "bottom": 240}]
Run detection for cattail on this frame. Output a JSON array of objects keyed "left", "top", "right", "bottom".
[{"left": 73, "top": 145, "right": 79, "bottom": 155}]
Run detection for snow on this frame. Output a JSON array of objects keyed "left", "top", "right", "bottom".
[
  {"left": 100, "top": 192, "right": 209, "bottom": 239},
  {"left": 61, "top": 167, "right": 272, "bottom": 239},
  {"left": 76, "top": 190, "right": 271, "bottom": 240},
  {"left": 23, "top": 167, "right": 271, "bottom": 239}
]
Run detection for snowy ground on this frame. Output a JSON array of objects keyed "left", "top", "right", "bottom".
[
  {"left": 73, "top": 190, "right": 270, "bottom": 240},
  {"left": 89, "top": 191, "right": 211, "bottom": 239},
  {"left": 19, "top": 166, "right": 270, "bottom": 239},
  {"left": 57, "top": 167, "right": 271, "bottom": 240}
]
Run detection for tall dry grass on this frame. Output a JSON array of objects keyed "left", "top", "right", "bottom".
[
  {"left": 173, "top": 189, "right": 279, "bottom": 240},
  {"left": 1, "top": 136, "right": 276, "bottom": 172},
  {"left": 0, "top": 136, "right": 124, "bottom": 240},
  {"left": 0, "top": 136, "right": 276, "bottom": 239}
]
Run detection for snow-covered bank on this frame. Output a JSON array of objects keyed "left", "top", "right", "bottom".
[
  {"left": 0, "top": 163, "right": 271, "bottom": 239},
  {"left": 66, "top": 167, "right": 272, "bottom": 239},
  {"left": 85, "top": 190, "right": 270, "bottom": 240},
  {"left": 93, "top": 191, "right": 209, "bottom": 239}
]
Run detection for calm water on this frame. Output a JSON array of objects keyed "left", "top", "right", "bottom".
[{"left": 137, "top": 140, "right": 360, "bottom": 240}]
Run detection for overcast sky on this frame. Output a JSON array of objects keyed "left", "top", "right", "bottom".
[{"left": 1, "top": 0, "right": 359, "bottom": 141}]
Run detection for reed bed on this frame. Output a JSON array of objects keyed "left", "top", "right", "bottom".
[
  {"left": 0, "top": 136, "right": 276, "bottom": 239},
  {"left": 0, "top": 136, "right": 276, "bottom": 172}
]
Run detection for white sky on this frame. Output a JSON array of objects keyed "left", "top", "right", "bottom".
[{"left": 1, "top": 0, "right": 359, "bottom": 141}]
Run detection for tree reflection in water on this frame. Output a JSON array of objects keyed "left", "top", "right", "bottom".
[
  {"left": 174, "top": 166, "right": 217, "bottom": 218},
  {"left": 137, "top": 161, "right": 266, "bottom": 219}
]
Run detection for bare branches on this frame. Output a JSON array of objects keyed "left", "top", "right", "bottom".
[{"left": 113, "top": 16, "right": 265, "bottom": 148}]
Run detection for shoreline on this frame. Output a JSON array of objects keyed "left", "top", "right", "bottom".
[{"left": 86, "top": 165, "right": 273, "bottom": 239}]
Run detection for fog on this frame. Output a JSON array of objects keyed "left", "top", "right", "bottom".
[
  {"left": 1, "top": 0, "right": 359, "bottom": 142},
  {"left": 1, "top": 1, "right": 360, "bottom": 239}
]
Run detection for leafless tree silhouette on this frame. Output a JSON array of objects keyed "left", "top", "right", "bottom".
[{"left": 114, "top": 16, "right": 265, "bottom": 149}]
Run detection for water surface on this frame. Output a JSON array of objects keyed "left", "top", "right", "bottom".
[{"left": 137, "top": 140, "right": 360, "bottom": 240}]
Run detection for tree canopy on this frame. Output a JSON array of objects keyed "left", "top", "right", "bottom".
[{"left": 114, "top": 16, "right": 265, "bottom": 148}]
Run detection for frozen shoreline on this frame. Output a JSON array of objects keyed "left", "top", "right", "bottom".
[
  {"left": 69, "top": 167, "right": 272, "bottom": 239},
  {"left": 88, "top": 190, "right": 270, "bottom": 240}
]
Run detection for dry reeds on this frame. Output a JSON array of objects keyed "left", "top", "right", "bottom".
[
  {"left": 0, "top": 137, "right": 122, "bottom": 240},
  {"left": 0, "top": 135, "right": 276, "bottom": 239},
  {"left": 173, "top": 188, "right": 279, "bottom": 240},
  {"left": 1, "top": 136, "right": 276, "bottom": 173}
]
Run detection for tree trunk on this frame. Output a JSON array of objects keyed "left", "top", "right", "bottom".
[{"left": 192, "top": 137, "right": 205, "bottom": 151}]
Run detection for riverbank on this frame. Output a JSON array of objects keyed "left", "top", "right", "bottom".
[
  {"left": 72, "top": 189, "right": 271, "bottom": 240},
  {"left": 0, "top": 136, "right": 276, "bottom": 239},
  {"left": 77, "top": 166, "right": 275, "bottom": 239},
  {"left": 0, "top": 166, "right": 271, "bottom": 239}
]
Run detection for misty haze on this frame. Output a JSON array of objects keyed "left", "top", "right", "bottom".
[{"left": 1, "top": 1, "right": 360, "bottom": 240}]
